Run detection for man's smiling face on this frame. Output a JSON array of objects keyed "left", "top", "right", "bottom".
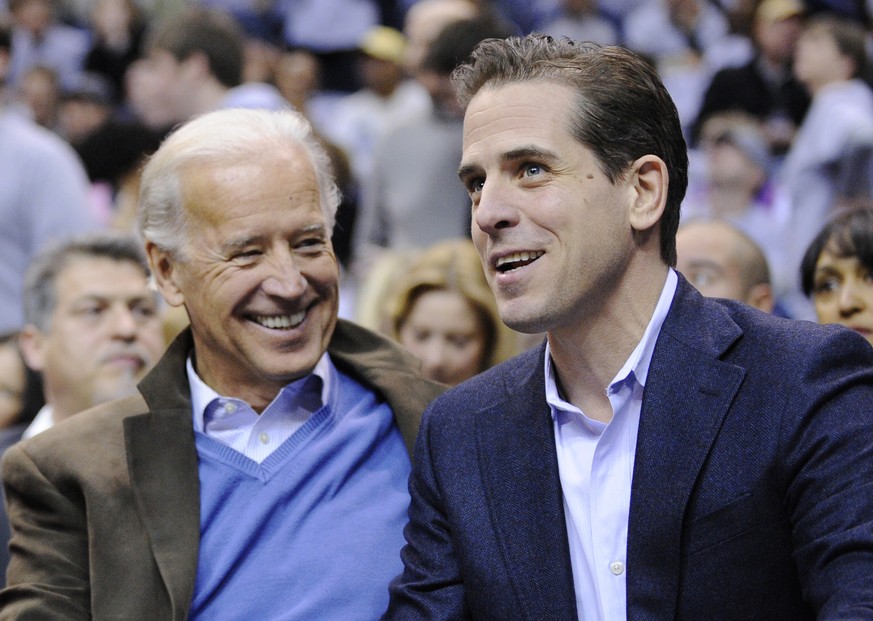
[{"left": 150, "top": 147, "right": 338, "bottom": 409}]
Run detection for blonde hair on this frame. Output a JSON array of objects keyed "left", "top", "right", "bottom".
[{"left": 386, "top": 239, "right": 518, "bottom": 371}]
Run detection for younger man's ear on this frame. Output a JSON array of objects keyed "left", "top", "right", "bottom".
[{"left": 628, "top": 155, "right": 668, "bottom": 233}]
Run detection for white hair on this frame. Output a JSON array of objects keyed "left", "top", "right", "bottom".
[{"left": 138, "top": 108, "right": 341, "bottom": 257}]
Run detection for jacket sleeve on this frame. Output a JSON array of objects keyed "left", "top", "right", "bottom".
[
  {"left": 784, "top": 329, "right": 873, "bottom": 616},
  {"left": 384, "top": 405, "right": 470, "bottom": 620},
  {"left": 0, "top": 443, "right": 91, "bottom": 619}
]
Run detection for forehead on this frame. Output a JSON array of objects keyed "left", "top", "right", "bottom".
[
  {"left": 181, "top": 148, "right": 322, "bottom": 225},
  {"left": 55, "top": 256, "right": 149, "bottom": 299},
  {"left": 462, "top": 81, "right": 578, "bottom": 156},
  {"left": 677, "top": 225, "right": 737, "bottom": 262}
]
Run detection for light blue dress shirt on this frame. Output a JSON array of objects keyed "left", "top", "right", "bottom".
[
  {"left": 546, "top": 269, "right": 677, "bottom": 621},
  {"left": 187, "top": 354, "right": 333, "bottom": 464}
]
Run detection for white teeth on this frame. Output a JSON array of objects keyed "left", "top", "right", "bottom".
[
  {"left": 253, "top": 311, "right": 306, "bottom": 329},
  {"left": 496, "top": 251, "right": 544, "bottom": 269}
]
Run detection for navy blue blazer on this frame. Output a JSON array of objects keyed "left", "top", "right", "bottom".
[{"left": 385, "top": 277, "right": 873, "bottom": 620}]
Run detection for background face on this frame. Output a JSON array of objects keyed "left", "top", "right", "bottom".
[
  {"left": 127, "top": 49, "right": 188, "bottom": 127},
  {"left": 29, "top": 257, "right": 164, "bottom": 415},
  {"left": 399, "top": 289, "right": 487, "bottom": 385},
  {"left": 794, "top": 26, "right": 845, "bottom": 88},
  {"left": 675, "top": 224, "right": 747, "bottom": 301},
  {"left": 812, "top": 248, "right": 873, "bottom": 345},
  {"left": 154, "top": 150, "right": 339, "bottom": 408}
]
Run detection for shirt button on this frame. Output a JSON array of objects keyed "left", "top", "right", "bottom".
[
  {"left": 224, "top": 402, "right": 237, "bottom": 414},
  {"left": 610, "top": 561, "right": 625, "bottom": 576},
  {"left": 259, "top": 432, "right": 269, "bottom": 445}
]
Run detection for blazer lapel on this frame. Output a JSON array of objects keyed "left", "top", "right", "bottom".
[
  {"left": 125, "top": 331, "right": 202, "bottom": 618},
  {"left": 475, "top": 348, "right": 577, "bottom": 619},
  {"left": 328, "top": 319, "right": 445, "bottom": 457},
  {"left": 626, "top": 280, "right": 745, "bottom": 620}
]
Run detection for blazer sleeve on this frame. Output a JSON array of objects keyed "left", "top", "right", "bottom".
[
  {"left": 0, "top": 442, "right": 91, "bottom": 619},
  {"left": 784, "top": 329, "right": 873, "bottom": 615},
  {"left": 384, "top": 404, "right": 470, "bottom": 621}
]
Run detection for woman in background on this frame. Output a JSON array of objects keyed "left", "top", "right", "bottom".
[
  {"left": 386, "top": 238, "right": 520, "bottom": 385},
  {"left": 800, "top": 205, "right": 873, "bottom": 346}
]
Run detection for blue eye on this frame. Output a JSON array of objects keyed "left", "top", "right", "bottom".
[{"left": 466, "top": 178, "right": 485, "bottom": 195}]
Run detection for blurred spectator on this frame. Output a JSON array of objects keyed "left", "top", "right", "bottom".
[
  {"left": 16, "top": 63, "right": 59, "bottom": 128},
  {"left": 0, "top": 23, "right": 101, "bottom": 333},
  {"left": 623, "top": 0, "right": 731, "bottom": 61},
  {"left": 676, "top": 218, "right": 775, "bottom": 313},
  {"left": 127, "top": 7, "right": 288, "bottom": 130},
  {"left": 83, "top": 0, "right": 145, "bottom": 104},
  {"left": 401, "top": 0, "right": 477, "bottom": 74},
  {"left": 57, "top": 71, "right": 115, "bottom": 144},
  {"left": 6, "top": 0, "right": 89, "bottom": 90},
  {"left": 693, "top": 0, "right": 810, "bottom": 156},
  {"left": 385, "top": 238, "right": 520, "bottom": 385},
  {"left": 801, "top": 204, "right": 873, "bottom": 347},
  {"left": 780, "top": 13, "right": 873, "bottom": 318},
  {"left": 534, "top": 0, "right": 620, "bottom": 46},
  {"left": 353, "top": 15, "right": 513, "bottom": 275},
  {"left": 274, "top": 48, "right": 323, "bottom": 119},
  {"left": 623, "top": 0, "right": 737, "bottom": 134},
  {"left": 277, "top": 0, "right": 380, "bottom": 93},
  {"left": 321, "top": 25, "right": 431, "bottom": 185},
  {"left": 74, "top": 119, "right": 166, "bottom": 231},
  {"left": 683, "top": 113, "right": 793, "bottom": 303},
  {"left": 241, "top": 34, "right": 281, "bottom": 84},
  {"left": 18, "top": 232, "right": 166, "bottom": 438},
  {"left": 195, "top": 0, "right": 283, "bottom": 43}
]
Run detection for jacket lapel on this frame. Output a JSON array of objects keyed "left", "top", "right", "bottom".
[
  {"left": 126, "top": 331, "right": 201, "bottom": 619},
  {"left": 328, "top": 319, "right": 445, "bottom": 457},
  {"left": 475, "top": 347, "right": 577, "bottom": 619},
  {"left": 626, "top": 279, "right": 745, "bottom": 619},
  {"left": 120, "top": 321, "right": 441, "bottom": 616}
]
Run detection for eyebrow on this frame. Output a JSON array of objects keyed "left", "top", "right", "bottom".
[
  {"left": 458, "top": 145, "right": 561, "bottom": 181},
  {"left": 219, "top": 224, "right": 327, "bottom": 254},
  {"left": 220, "top": 236, "right": 264, "bottom": 255},
  {"left": 299, "top": 224, "right": 326, "bottom": 236}
]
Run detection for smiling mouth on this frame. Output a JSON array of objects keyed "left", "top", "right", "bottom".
[
  {"left": 250, "top": 310, "right": 307, "bottom": 330},
  {"left": 495, "top": 251, "right": 544, "bottom": 273}
]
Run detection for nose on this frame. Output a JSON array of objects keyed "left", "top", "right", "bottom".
[
  {"left": 418, "top": 339, "right": 450, "bottom": 380},
  {"left": 261, "top": 247, "right": 308, "bottom": 298},
  {"left": 108, "top": 306, "right": 139, "bottom": 340},
  {"left": 838, "top": 278, "right": 865, "bottom": 317},
  {"left": 473, "top": 179, "right": 519, "bottom": 237}
]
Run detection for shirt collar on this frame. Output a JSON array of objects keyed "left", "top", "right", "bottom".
[
  {"left": 188, "top": 352, "right": 333, "bottom": 433},
  {"left": 545, "top": 269, "right": 678, "bottom": 409}
]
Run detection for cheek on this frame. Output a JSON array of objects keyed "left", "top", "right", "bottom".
[
  {"left": 459, "top": 338, "right": 488, "bottom": 369},
  {"left": 140, "top": 324, "right": 167, "bottom": 357},
  {"left": 813, "top": 296, "right": 838, "bottom": 322},
  {"left": 397, "top": 323, "right": 423, "bottom": 352}
]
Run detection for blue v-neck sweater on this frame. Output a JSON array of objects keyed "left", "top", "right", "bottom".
[{"left": 189, "top": 367, "right": 411, "bottom": 620}]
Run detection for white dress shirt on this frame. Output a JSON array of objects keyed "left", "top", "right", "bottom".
[
  {"left": 188, "top": 354, "right": 333, "bottom": 464},
  {"left": 546, "top": 269, "right": 677, "bottom": 621},
  {"left": 21, "top": 405, "right": 54, "bottom": 439}
]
